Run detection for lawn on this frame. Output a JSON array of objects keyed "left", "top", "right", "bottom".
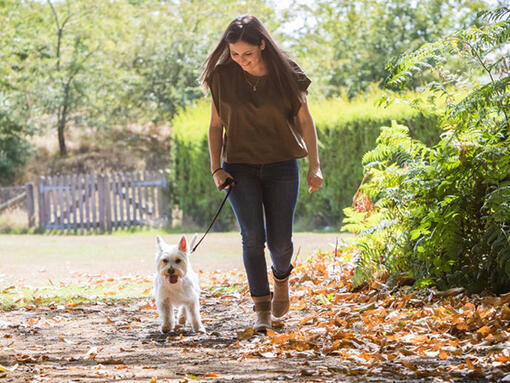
[{"left": 0, "top": 232, "right": 344, "bottom": 288}]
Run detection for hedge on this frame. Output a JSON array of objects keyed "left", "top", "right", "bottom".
[{"left": 170, "top": 92, "right": 440, "bottom": 230}]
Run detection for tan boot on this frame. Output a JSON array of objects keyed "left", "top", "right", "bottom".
[
  {"left": 272, "top": 275, "right": 290, "bottom": 318},
  {"left": 252, "top": 295, "right": 272, "bottom": 332}
]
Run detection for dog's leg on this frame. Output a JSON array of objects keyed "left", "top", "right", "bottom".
[
  {"left": 158, "top": 299, "right": 174, "bottom": 333},
  {"left": 189, "top": 299, "right": 206, "bottom": 333},
  {"left": 177, "top": 306, "right": 187, "bottom": 326}
]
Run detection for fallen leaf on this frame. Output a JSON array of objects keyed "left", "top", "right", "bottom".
[
  {"left": 86, "top": 347, "right": 103, "bottom": 360},
  {"left": 476, "top": 325, "right": 492, "bottom": 338},
  {"left": 237, "top": 328, "right": 256, "bottom": 340},
  {"left": 466, "top": 358, "right": 475, "bottom": 370}
]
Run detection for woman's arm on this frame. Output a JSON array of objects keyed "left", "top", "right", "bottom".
[
  {"left": 297, "top": 96, "right": 323, "bottom": 193},
  {"left": 208, "top": 100, "right": 232, "bottom": 189}
]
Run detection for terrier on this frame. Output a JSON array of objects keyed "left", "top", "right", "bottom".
[{"left": 154, "top": 234, "right": 206, "bottom": 334}]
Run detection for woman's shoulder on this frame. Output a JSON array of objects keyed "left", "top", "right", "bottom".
[
  {"left": 287, "top": 58, "right": 307, "bottom": 77},
  {"left": 213, "top": 60, "right": 237, "bottom": 77},
  {"left": 286, "top": 58, "right": 311, "bottom": 91}
]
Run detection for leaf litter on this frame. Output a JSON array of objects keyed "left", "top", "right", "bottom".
[{"left": 0, "top": 252, "right": 508, "bottom": 382}]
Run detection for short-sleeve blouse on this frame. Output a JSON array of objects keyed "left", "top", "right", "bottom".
[{"left": 210, "top": 59, "right": 311, "bottom": 164}]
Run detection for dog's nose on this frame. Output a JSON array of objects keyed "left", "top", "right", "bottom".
[{"left": 168, "top": 267, "right": 175, "bottom": 275}]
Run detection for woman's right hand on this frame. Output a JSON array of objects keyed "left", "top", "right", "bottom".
[{"left": 212, "top": 168, "right": 234, "bottom": 190}]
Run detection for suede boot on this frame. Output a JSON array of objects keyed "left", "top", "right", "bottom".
[
  {"left": 252, "top": 295, "right": 272, "bottom": 332},
  {"left": 272, "top": 275, "right": 290, "bottom": 318}
]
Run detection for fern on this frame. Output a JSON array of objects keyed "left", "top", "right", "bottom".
[{"left": 343, "top": 8, "right": 510, "bottom": 293}]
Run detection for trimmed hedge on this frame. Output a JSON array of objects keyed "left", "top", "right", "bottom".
[{"left": 170, "top": 93, "right": 440, "bottom": 230}]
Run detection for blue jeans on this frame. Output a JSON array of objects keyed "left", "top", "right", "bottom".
[{"left": 223, "top": 159, "right": 299, "bottom": 297}]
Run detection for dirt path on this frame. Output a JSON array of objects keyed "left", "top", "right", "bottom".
[
  {"left": 1, "top": 234, "right": 507, "bottom": 382},
  {"left": 0, "top": 293, "right": 363, "bottom": 383},
  {"left": 1, "top": 290, "right": 499, "bottom": 383}
]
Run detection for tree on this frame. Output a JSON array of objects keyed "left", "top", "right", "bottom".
[
  {"left": 291, "top": 0, "right": 489, "bottom": 98},
  {"left": 0, "top": 0, "right": 37, "bottom": 183},
  {"left": 121, "top": 0, "right": 283, "bottom": 124},
  {"left": 37, "top": 0, "right": 136, "bottom": 156}
]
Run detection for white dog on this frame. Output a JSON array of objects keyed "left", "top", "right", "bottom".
[{"left": 154, "top": 234, "right": 205, "bottom": 334}]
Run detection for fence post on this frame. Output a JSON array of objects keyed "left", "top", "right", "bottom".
[
  {"left": 105, "top": 173, "right": 112, "bottom": 232},
  {"left": 37, "top": 177, "right": 45, "bottom": 229},
  {"left": 25, "top": 183, "right": 35, "bottom": 227},
  {"left": 157, "top": 170, "right": 170, "bottom": 226},
  {"left": 98, "top": 174, "right": 105, "bottom": 232},
  {"left": 97, "top": 174, "right": 112, "bottom": 233}
]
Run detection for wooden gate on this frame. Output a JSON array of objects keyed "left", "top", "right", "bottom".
[{"left": 37, "top": 170, "right": 169, "bottom": 233}]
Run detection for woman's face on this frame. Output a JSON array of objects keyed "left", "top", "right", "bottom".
[{"left": 228, "top": 40, "right": 265, "bottom": 73}]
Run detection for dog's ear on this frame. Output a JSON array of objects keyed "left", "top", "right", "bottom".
[
  {"left": 178, "top": 235, "right": 187, "bottom": 252},
  {"left": 156, "top": 235, "right": 164, "bottom": 251}
]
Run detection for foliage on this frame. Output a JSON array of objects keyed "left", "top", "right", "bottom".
[
  {"left": 170, "top": 93, "right": 440, "bottom": 230},
  {"left": 170, "top": 101, "right": 234, "bottom": 230},
  {"left": 123, "top": 0, "right": 280, "bottom": 124},
  {"left": 290, "top": 0, "right": 488, "bottom": 98},
  {"left": 1, "top": 0, "right": 281, "bottom": 159},
  {"left": 0, "top": 100, "right": 31, "bottom": 185},
  {"left": 343, "top": 8, "right": 510, "bottom": 293},
  {"left": 0, "top": 0, "right": 36, "bottom": 183}
]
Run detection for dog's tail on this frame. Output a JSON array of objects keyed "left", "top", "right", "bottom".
[{"left": 189, "top": 233, "right": 199, "bottom": 254}]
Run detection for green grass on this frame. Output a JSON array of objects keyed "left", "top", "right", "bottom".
[
  {"left": 0, "top": 279, "right": 153, "bottom": 311},
  {"left": 0, "top": 278, "right": 245, "bottom": 311}
]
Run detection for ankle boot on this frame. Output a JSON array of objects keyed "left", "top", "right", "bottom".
[
  {"left": 272, "top": 275, "right": 290, "bottom": 318},
  {"left": 252, "top": 295, "right": 272, "bottom": 332}
]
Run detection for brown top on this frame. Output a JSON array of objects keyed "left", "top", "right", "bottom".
[{"left": 210, "top": 60, "right": 311, "bottom": 164}]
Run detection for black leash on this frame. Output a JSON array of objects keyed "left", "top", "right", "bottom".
[{"left": 191, "top": 177, "right": 235, "bottom": 253}]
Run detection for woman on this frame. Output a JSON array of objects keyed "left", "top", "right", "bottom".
[{"left": 200, "top": 15, "right": 323, "bottom": 332}]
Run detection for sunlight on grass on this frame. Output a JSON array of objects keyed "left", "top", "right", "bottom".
[{"left": 0, "top": 278, "right": 153, "bottom": 310}]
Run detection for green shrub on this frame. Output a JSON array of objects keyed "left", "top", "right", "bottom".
[
  {"left": 170, "top": 91, "right": 440, "bottom": 230},
  {"left": 342, "top": 8, "right": 510, "bottom": 293},
  {"left": 0, "top": 103, "right": 31, "bottom": 186},
  {"left": 170, "top": 101, "right": 234, "bottom": 230}
]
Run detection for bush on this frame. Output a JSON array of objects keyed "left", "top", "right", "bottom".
[
  {"left": 0, "top": 103, "right": 31, "bottom": 186},
  {"left": 342, "top": 8, "right": 510, "bottom": 293},
  {"left": 170, "top": 91, "right": 440, "bottom": 230}
]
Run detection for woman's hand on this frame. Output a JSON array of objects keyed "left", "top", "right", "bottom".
[
  {"left": 212, "top": 168, "right": 234, "bottom": 190},
  {"left": 307, "top": 164, "right": 323, "bottom": 193}
]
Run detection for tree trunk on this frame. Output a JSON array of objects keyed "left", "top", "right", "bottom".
[
  {"left": 58, "top": 118, "right": 67, "bottom": 157},
  {"left": 58, "top": 80, "right": 72, "bottom": 157}
]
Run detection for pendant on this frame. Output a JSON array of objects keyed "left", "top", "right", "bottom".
[{"left": 253, "top": 86, "right": 257, "bottom": 91}]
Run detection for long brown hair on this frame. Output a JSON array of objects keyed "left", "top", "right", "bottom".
[{"left": 199, "top": 15, "right": 305, "bottom": 105}]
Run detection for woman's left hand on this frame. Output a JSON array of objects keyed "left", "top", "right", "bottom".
[{"left": 307, "top": 165, "right": 323, "bottom": 193}]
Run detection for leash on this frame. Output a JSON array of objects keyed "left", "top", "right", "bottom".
[{"left": 191, "top": 177, "right": 235, "bottom": 253}]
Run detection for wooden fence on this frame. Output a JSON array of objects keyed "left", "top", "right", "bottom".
[
  {"left": 38, "top": 170, "right": 169, "bottom": 233},
  {"left": 0, "top": 184, "right": 36, "bottom": 227}
]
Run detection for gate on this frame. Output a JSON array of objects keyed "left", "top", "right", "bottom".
[{"left": 38, "top": 170, "right": 169, "bottom": 233}]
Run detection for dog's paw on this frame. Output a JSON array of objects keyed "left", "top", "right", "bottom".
[
  {"left": 194, "top": 324, "right": 206, "bottom": 334},
  {"left": 161, "top": 323, "right": 174, "bottom": 333}
]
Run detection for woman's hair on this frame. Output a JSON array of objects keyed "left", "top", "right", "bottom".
[{"left": 199, "top": 15, "right": 305, "bottom": 105}]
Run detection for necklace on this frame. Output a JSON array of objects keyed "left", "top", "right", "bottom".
[{"left": 243, "top": 71, "right": 261, "bottom": 92}]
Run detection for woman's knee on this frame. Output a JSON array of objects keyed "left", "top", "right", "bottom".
[
  {"left": 268, "top": 240, "right": 293, "bottom": 259},
  {"left": 241, "top": 228, "right": 266, "bottom": 250}
]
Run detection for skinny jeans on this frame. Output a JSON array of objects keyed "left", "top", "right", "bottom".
[{"left": 223, "top": 159, "right": 299, "bottom": 297}]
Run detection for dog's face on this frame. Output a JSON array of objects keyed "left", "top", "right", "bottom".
[{"left": 155, "top": 236, "right": 190, "bottom": 284}]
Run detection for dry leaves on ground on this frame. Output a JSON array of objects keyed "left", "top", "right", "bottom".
[{"left": 249, "top": 251, "right": 510, "bottom": 381}]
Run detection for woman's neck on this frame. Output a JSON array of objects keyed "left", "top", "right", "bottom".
[{"left": 244, "top": 60, "right": 268, "bottom": 77}]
